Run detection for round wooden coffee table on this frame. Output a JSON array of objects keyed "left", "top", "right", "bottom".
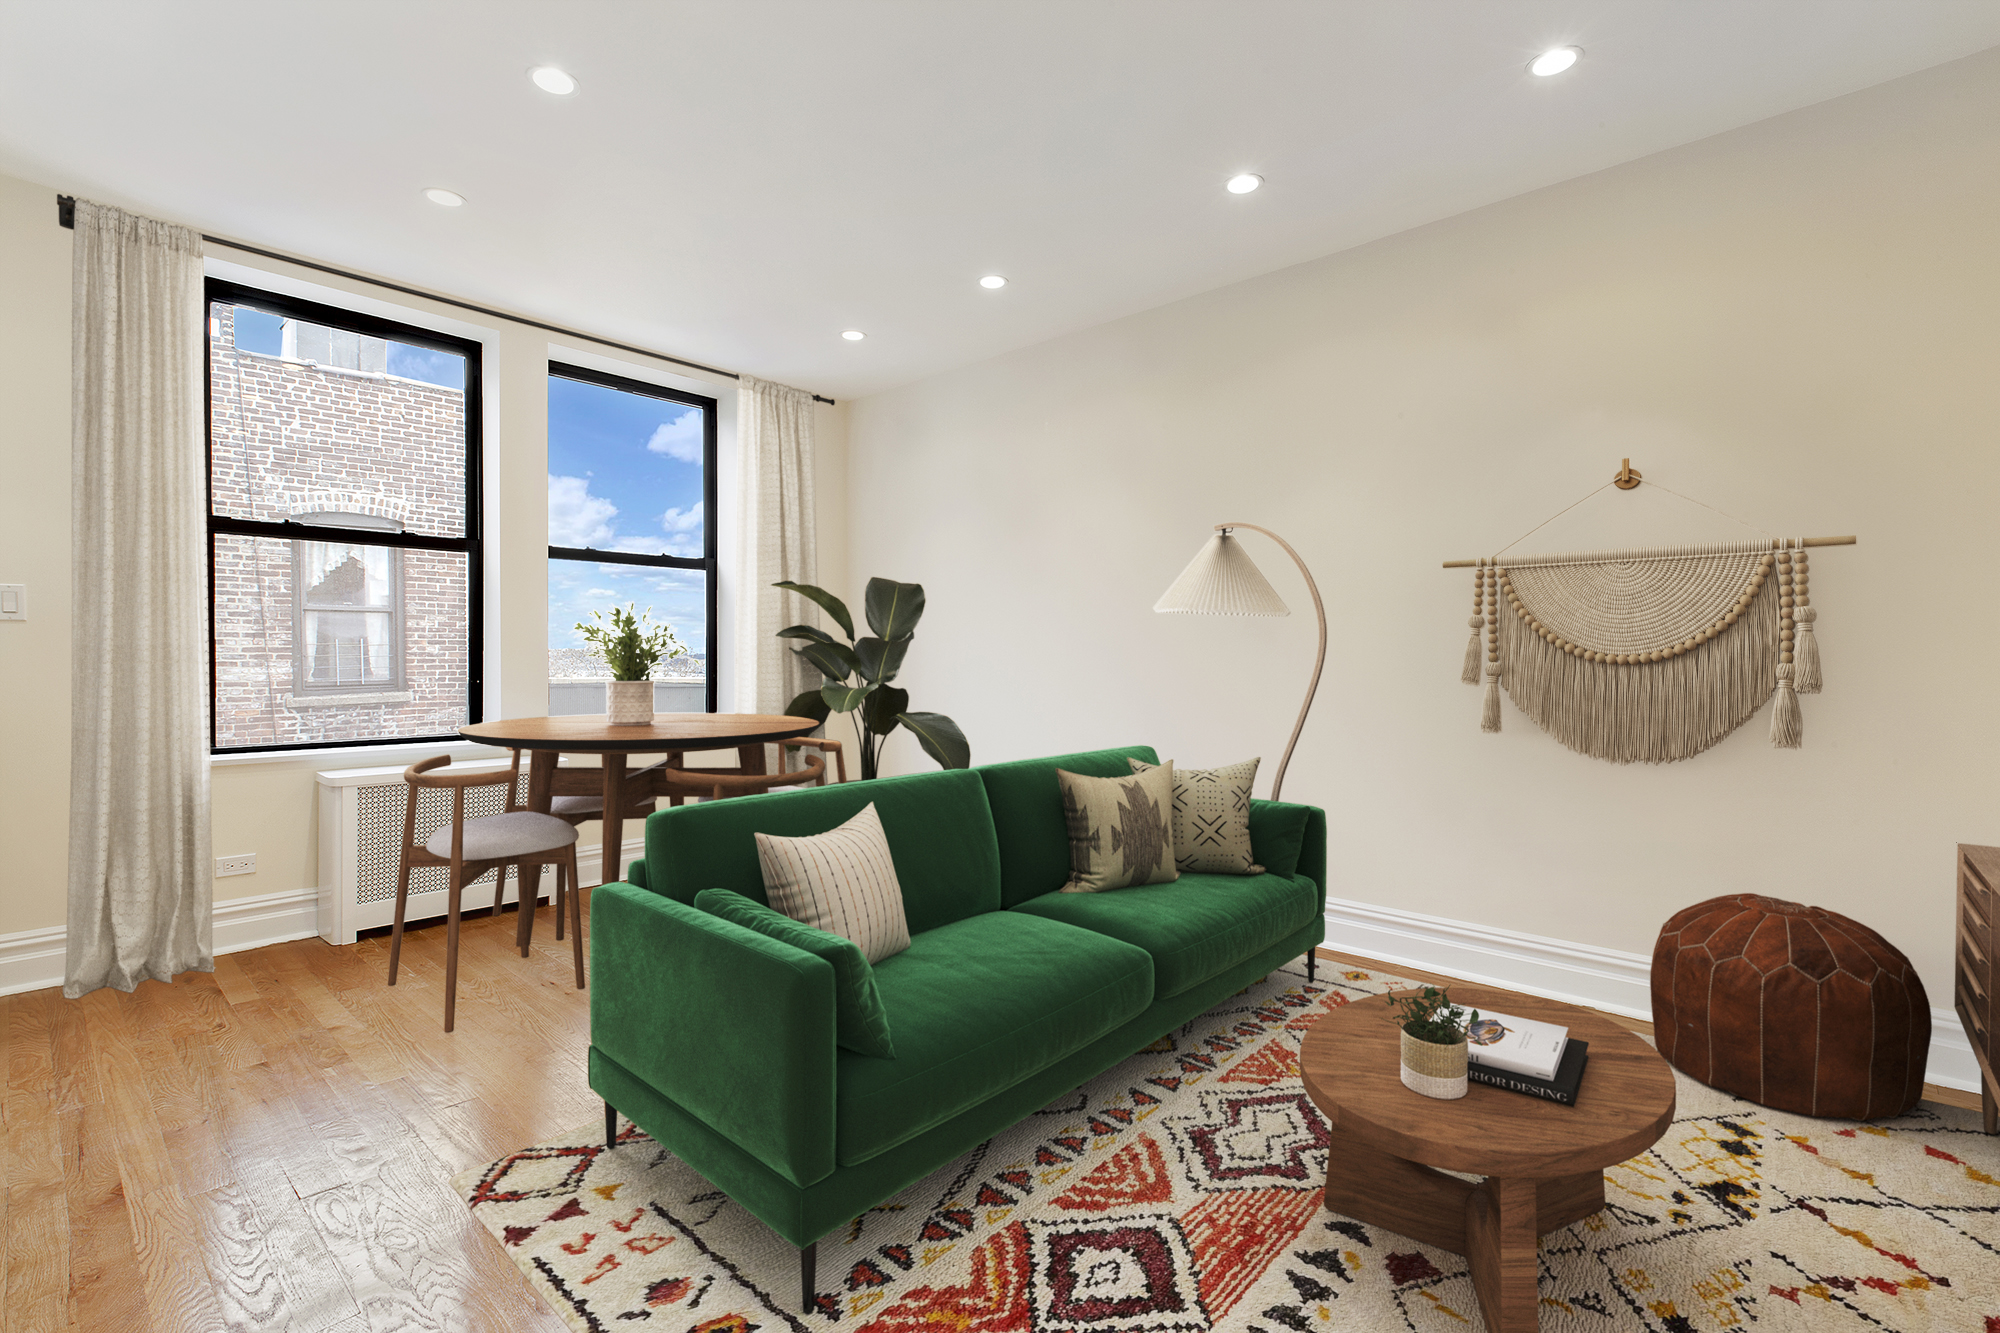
[{"left": 1299, "top": 984, "right": 1676, "bottom": 1333}]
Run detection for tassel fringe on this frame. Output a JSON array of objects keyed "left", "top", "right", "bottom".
[
  {"left": 1481, "top": 667, "right": 1502, "bottom": 733},
  {"left": 1770, "top": 664, "right": 1802, "bottom": 748},
  {"left": 1492, "top": 574, "right": 1783, "bottom": 763},
  {"left": 1462, "top": 616, "right": 1484, "bottom": 685},
  {"left": 1792, "top": 606, "right": 1821, "bottom": 693}
]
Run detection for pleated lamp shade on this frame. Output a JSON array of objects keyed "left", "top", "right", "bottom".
[{"left": 1154, "top": 532, "right": 1290, "bottom": 616}]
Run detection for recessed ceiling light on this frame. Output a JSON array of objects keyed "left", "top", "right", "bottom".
[
  {"left": 1226, "top": 173, "right": 1263, "bottom": 195},
  {"left": 841, "top": 330, "right": 866, "bottom": 341},
  {"left": 423, "top": 188, "right": 465, "bottom": 208},
  {"left": 530, "top": 66, "right": 578, "bottom": 96},
  {"left": 1530, "top": 46, "right": 1581, "bottom": 77},
  {"left": 979, "top": 275, "right": 1007, "bottom": 289}
]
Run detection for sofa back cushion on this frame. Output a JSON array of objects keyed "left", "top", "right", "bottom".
[
  {"left": 976, "top": 745, "right": 1160, "bottom": 907},
  {"left": 643, "top": 767, "right": 1002, "bottom": 934}
]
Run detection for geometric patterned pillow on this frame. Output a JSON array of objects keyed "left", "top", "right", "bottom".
[
  {"left": 1055, "top": 764, "right": 1180, "bottom": 893},
  {"left": 1129, "top": 757, "right": 1263, "bottom": 875}
]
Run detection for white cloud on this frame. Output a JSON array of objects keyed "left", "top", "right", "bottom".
[
  {"left": 548, "top": 474, "right": 617, "bottom": 547},
  {"left": 658, "top": 500, "right": 704, "bottom": 556},
  {"left": 646, "top": 412, "right": 704, "bottom": 463},
  {"left": 585, "top": 588, "right": 619, "bottom": 599}
]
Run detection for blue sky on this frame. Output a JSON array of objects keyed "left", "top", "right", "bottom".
[
  {"left": 547, "top": 374, "right": 709, "bottom": 662},
  {"left": 230, "top": 305, "right": 465, "bottom": 389}
]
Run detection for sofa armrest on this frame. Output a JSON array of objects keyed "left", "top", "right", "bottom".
[
  {"left": 1248, "top": 799, "right": 1326, "bottom": 891},
  {"left": 626, "top": 858, "right": 650, "bottom": 890},
  {"left": 589, "top": 883, "right": 837, "bottom": 1188}
]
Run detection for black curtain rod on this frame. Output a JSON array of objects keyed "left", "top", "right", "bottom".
[{"left": 55, "top": 194, "right": 835, "bottom": 405}]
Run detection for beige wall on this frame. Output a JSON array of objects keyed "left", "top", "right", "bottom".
[
  {"left": 844, "top": 47, "right": 2000, "bottom": 1003},
  {"left": 0, "top": 170, "right": 848, "bottom": 934},
  {"left": 0, "top": 174, "right": 73, "bottom": 933}
]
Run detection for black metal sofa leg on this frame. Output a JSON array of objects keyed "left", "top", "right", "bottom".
[
  {"left": 605, "top": 1101, "right": 618, "bottom": 1151},
  {"left": 1307, "top": 950, "right": 1317, "bottom": 983},
  {"left": 801, "top": 1241, "right": 816, "bottom": 1311}
]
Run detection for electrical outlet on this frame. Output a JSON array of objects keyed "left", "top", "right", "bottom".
[{"left": 215, "top": 853, "right": 257, "bottom": 878}]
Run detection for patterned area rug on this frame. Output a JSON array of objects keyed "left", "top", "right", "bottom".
[{"left": 455, "top": 963, "right": 2000, "bottom": 1332}]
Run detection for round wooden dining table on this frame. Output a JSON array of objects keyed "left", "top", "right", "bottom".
[{"left": 459, "top": 713, "right": 822, "bottom": 886}]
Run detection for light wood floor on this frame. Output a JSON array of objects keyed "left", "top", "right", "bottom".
[{"left": 4, "top": 910, "right": 1979, "bottom": 1331}]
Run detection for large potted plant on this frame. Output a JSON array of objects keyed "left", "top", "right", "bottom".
[
  {"left": 577, "top": 604, "right": 687, "bottom": 726},
  {"left": 773, "top": 577, "right": 969, "bottom": 780},
  {"left": 1386, "top": 987, "right": 1479, "bottom": 1100}
]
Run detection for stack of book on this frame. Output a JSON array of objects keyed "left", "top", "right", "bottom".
[{"left": 1465, "top": 1010, "right": 1589, "bottom": 1105}]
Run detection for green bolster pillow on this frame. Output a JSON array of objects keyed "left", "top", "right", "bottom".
[{"left": 693, "top": 888, "right": 896, "bottom": 1060}]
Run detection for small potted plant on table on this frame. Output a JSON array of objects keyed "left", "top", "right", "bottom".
[
  {"left": 578, "top": 604, "right": 687, "bottom": 726},
  {"left": 1386, "top": 987, "right": 1478, "bottom": 1100}
]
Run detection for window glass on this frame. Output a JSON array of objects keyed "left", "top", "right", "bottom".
[{"left": 208, "top": 301, "right": 468, "bottom": 536}]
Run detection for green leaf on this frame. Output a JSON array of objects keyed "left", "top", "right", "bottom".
[
  {"left": 774, "top": 581, "right": 854, "bottom": 641},
  {"left": 794, "top": 639, "right": 859, "bottom": 682},
  {"left": 898, "top": 711, "right": 969, "bottom": 770},
  {"left": 864, "top": 578, "right": 926, "bottom": 642},
  {"left": 862, "top": 685, "right": 909, "bottom": 737},
  {"left": 852, "top": 636, "right": 910, "bottom": 684},
  {"left": 783, "top": 690, "right": 832, "bottom": 724},
  {"left": 777, "top": 624, "right": 838, "bottom": 645},
  {"left": 821, "top": 681, "right": 877, "bottom": 713}
]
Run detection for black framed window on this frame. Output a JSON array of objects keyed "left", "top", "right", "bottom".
[
  {"left": 206, "top": 278, "right": 482, "bottom": 751},
  {"left": 547, "top": 363, "right": 717, "bottom": 714}
]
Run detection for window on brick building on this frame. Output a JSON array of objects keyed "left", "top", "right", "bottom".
[
  {"left": 207, "top": 279, "right": 482, "bottom": 752},
  {"left": 547, "top": 364, "right": 717, "bottom": 715},
  {"left": 293, "top": 512, "right": 403, "bottom": 694}
]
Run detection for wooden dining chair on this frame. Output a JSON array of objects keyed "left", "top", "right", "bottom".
[
  {"left": 655, "top": 749, "right": 829, "bottom": 803},
  {"left": 388, "top": 754, "right": 584, "bottom": 1031},
  {"left": 780, "top": 737, "right": 846, "bottom": 785},
  {"left": 523, "top": 751, "right": 667, "bottom": 930}
]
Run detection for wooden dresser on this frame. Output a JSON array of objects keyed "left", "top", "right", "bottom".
[{"left": 1957, "top": 844, "right": 1999, "bottom": 1132}]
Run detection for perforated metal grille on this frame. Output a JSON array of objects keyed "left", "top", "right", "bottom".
[{"left": 352, "top": 771, "right": 529, "bottom": 905}]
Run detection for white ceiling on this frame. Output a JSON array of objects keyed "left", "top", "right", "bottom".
[{"left": 4, "top": 2, "right": 1999, "bottom": 400}]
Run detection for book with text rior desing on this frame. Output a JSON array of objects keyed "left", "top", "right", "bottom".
[
  {"left": 1469, "top": 1038, "right": 1590, "bottom": 1106},
  {"left": 1465, "top": 1009, "right": 1569, "bottom": 1080}
]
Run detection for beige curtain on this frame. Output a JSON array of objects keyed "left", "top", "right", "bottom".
[
  {"left": 65, "top": 200, "right": 212, "bottom": 998},
  {"left": 734, "top": 377, "right": 819, "bottom": 759}
]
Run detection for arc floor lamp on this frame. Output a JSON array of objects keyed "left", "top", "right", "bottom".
[{"left": 1154, "top": 523, "right": 1325, "bottom": 802}]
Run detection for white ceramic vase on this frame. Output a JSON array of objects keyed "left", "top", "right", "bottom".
[
  {"left": 1399, "top": 1029, "right": 1469, "bottom": 1100},
  {"left": 606, "top": 679, "right": 654, "bottom": 726}
]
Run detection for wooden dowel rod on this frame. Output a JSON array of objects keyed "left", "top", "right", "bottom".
[{"left": 1441, "top": 535, "right": 1856, "bottom": 568}]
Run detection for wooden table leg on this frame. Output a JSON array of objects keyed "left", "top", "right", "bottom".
[
  {"left": 523, "top": 751, "right": 558, "bottom": 919},
  {"left": 1323, "top": 1123, "right": 1470, "bottom": 1254},
  {"left": 600, "top": 751, "right": 626, "bottom": 888},
  {"left": 738, "top": 743, "right": 767, "bottom": 776},
  {"left": 1465, "top": 1176, "right": 1539, "bottom": 1333}
]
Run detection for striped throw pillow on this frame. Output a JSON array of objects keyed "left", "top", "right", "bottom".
[{"left": 755, "top": 802, "right": 911, "bottom": 964}]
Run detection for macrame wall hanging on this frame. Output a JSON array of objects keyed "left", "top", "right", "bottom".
[{"left": 1447, "top": 460, "right": 1855, "bottom": 763}]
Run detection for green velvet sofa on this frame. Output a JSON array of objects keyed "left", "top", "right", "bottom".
[{"left": 588, "top": 744, "right": 1327, "bottom": 1306}]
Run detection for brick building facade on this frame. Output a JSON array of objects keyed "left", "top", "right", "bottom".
[{"left": 208, "top": 303, "right": 470, "bottom": 749}]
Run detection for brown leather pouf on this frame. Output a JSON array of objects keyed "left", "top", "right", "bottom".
[{"left": 1651, "top": 894, "right": 1930, "bottom": 1120}]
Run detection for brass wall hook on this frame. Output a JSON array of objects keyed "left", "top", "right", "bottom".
[{"left": 1613, "top": 458, "right": 1643, "bottom": 490}]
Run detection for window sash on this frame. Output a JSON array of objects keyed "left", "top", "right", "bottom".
[
  {"left": 546, "top": 361, "right": 718, "bottom": 714},
  {"left": 206, "top": 277, "right": 483, "bottom": 752}
]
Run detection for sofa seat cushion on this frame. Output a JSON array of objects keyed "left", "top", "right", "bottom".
[
  {"left": 1011, "top": 872, "right": 1322, "bottom": 1000},
  {"left": 835, "top": 912, "right": 1153, "bottom": 1167}
]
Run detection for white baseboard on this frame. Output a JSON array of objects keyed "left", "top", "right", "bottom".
[
  {"left": 0, "top": 886, "right": 321, "bottom": 998},
  {"left": 0, "top": 836, "right": 646, "bottom": 999},
  {"left": 1324, "top": 895, "right": 1982, "bottom": 1095}
]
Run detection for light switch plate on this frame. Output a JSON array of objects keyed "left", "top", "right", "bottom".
[
  {"left": 0, "top": 585, "right": 22, "bottom": 620},
  {"left": 215, "top": 853, "right": 257, "bottom": 878}
]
